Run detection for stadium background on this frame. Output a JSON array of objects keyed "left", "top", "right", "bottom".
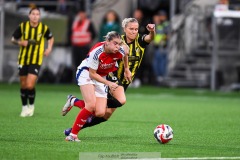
[{"left": 1, "top": 0, "right": 240, "bottom": 90}]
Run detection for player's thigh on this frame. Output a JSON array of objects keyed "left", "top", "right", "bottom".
[
  {"left": 26, "top": 64, "right": 40, "bottom": 89},
  {"left": 93, "top": 78, "right": 108, "bottom": 98},
  {"left": 107, "top": 72, "right": 126, "bottom": 103},
  {"left": 110, "top": 85, "right": 126, "bottom": 104},
  {"left": 19, "top": 65, "right": 28, "bottom": 88},
  {"left": 93, "top": 79, "right": 108, "bottom": 117},
  {"left": 95, "top": 97, "right": 107, "bottom": 117},
  {"left": 80, "top": 84, "right": 96, "bottom": 111}
]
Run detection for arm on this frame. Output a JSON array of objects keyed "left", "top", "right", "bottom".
[
  {"left": 89, "top": 68, "right": 119, "bottom": 91},
  {"left": 11, "top": 37, "right": 28, "bottom": 47},
  {"left": 44, "top": 26, "right": 54, "bottom": 56},
  {"left": 11, "top": 25, "right": 28, "bottom": 47},
  {"left": 144, "top": 24, "right": 156, "bottom": 43},
  {"left": 44, "top": 37, "right": 54, "bottom": 56},
  {"left": 121, "top": 44, "right": 132, "bottom": 82}
]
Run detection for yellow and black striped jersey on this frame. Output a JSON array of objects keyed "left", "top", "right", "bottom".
[
  {"left": 117, "top": 34, "right": 149, "bottom": 88},
  {"left": 12, "top": 21, "right": 53, "bottom": 66}
]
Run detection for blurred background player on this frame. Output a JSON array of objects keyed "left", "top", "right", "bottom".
[
  {"left": 71, "top": 10, "right": 96, "bottom": 79},
  {"left": 132, "top": 8, "right": 153, "bottom": 86},
  {"left": 152, "top": 10, "right": 170, "bottom": 84},
  {"left": 63, "top": 31, "right": 131, "bottom": 142},
  {"left": 11, "top": 7, "right": 54, "bottom": 117},
  {"left": 133, "top": 8, "right": 148, "bottom": 35},
  {"left": 98, "top": 10, "right": 121, "bottom": 42}
]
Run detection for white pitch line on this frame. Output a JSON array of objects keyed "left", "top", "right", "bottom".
[
  {"left": 159, "top": 157, "right": 240, "bottom": 160},
  {"left": 125, "top": 157, "right": 240, "bottom": 160}
]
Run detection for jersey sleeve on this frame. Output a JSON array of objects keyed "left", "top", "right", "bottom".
[
  {"left": 12, "top": 25, "right": 22, "bottom": 39},
  {"left": 44, "top": 26, "right": 53, "bottom": 40},
  {"left": 138, "top": 34, "right": 149, "bottom": 48},
  {"left": 88, "top": 51, "right": 100, "bottom": 70},
  {"left": 119, "top": 46, "right": 125, "bottom": 57}
]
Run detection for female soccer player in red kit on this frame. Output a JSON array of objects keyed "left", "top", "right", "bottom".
[
  {"left": 62, "top": 18, "right": 155, "bottom": 137},
  {"left": 64, "top": 31, "right": 131, "bottom": 142}
]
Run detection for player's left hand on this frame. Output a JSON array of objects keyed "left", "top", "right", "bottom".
[
  {"left": 124, "top": 69, "right": 132, "bottom": 83},
  {"left": 44, "top": 48, "right": 52, "bottom": 56},
  {"left": 146, "top": 24, "right": 155, "bottom": 32}
]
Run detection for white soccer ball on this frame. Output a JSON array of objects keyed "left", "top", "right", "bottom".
[{"left": 154, "top": 124, "right": 173, "bottom": 144}]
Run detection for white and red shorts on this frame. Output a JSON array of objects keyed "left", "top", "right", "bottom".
[{"left": 76, "top": 65, "right": 108, "bottom": 98}]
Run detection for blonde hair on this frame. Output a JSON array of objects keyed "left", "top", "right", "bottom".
[
  {"left": 104, "top": 31, "right": 121, "bottom": 41},
  {"left": 122, "top": 18, "right": 138, "bottom": 28}
]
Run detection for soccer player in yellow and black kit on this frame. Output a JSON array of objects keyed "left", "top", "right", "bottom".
[
  {"left": 62, "top": 18, "right": 155, "bottom": 134},
  {"left": 11, "top": 7, "right": 54, "bottom": 117}
]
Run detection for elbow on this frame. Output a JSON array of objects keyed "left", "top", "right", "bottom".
[
  {"left": 89, "top": 73, "right": 94, "bottom": 79},
  {"left": 11, "top": 37, "right": 19, "bottom": 45},
  {"left": 49, "top": 37, "right": 54, "bottom": 45},
  {"left": 11, "top": 37, "right": 15, "bottom": 44},
  {"left": 89, "top": 72, "right": 96, "bottom": 81}
]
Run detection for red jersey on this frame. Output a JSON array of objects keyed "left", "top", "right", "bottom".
[{"left": 82, "top": 42, "right": 125, "bottom": 76}]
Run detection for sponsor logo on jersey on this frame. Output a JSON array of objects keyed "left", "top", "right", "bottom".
[
  {"left": 38, "top": 33, "right": 42, "bottom": 38},
  {"left": 99, "top": 62, "right": 115, "bottom": 69}
]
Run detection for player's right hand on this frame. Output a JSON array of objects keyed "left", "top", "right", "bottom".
[
  {"left": 124, "top": 69, "right": 132, "bottom": 83},
  {"left": 107, "top": 81, "right": 119, "bottom": 91},
  {"left": 146, "top": 24, "right": 155, "bottom": 31},
  {"left": 19, "top": 40, "right": 28, "bottom": 47}
]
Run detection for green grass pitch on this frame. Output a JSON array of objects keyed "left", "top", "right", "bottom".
[{"left": 0, "top": 83, "right": 240, "bottom": 160}]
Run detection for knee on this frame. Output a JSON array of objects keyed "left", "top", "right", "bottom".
[
  {"left": 117, "top": 98, "right": 126, "bottom": 106},
  {"left": 26, "top": 82, "right": 35, "bottom": 90},
  {"left": 95, "top": 111, "right": 105, "bottom": 118},
  {"left": 85, "top": 101, "right": 96, "bottom": 112},
  {"left": 26, "top": 85, "right": 34, "bottom": 90},
  {"left": 20, "top": 81, "right": 27, "bottom": 89}
]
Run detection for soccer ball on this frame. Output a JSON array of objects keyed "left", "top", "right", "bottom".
[{"left": 154, "top": 124, "right": 173, "bottom": 144}]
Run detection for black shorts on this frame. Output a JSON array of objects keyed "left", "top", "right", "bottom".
[
  {"left": 106, "top": 72, "right": 126, "bottom": 98},
  {"left": 106, "top": 72, "right": 123, "bottom": 86},
  {"left": 18, "top": 64, "right": 41, "bottom": 76}
]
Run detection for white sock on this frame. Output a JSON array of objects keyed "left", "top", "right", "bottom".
[{"left": 69, "top": 133, "right": 77, "bottom": 136}]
